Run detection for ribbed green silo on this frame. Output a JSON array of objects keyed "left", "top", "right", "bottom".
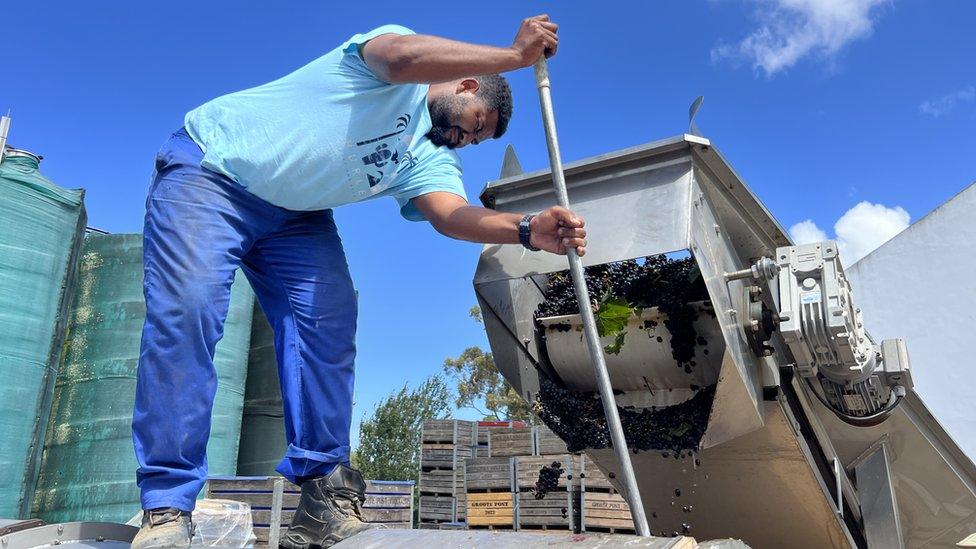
[
  {"left": 0, "top": 149, "right": 86, "bottom": 518},
  {"left": 32, "top": 233, "right": 254, "bottom": 523},
  {"left": 236, "top": 305, "right": 287, "bottom": 475}
]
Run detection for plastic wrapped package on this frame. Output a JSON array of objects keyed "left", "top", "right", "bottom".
[
  {"left": 191, "top": 499, "right": 257, "bottom": 548},
  {"left": 236, "top": 305, "right": 287, "bottom": 475},
  {"left": 0, "top": 151, "right": 86, "bottom": 518},
  {"left": 126, "top": 499, "right": 256, "bottom": 548},
  {"left": 32, "top": 233, "right": 255, "bottom": 523}
]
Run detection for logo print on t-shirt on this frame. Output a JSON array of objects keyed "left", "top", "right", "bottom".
[
  {"left": 355, "top": 114, "right": 412, "bottom": 146},
  {"left": 362, "top": 143, "right": 393, "bottom": 169},
  {"left": 357, "top": 113, "right": 412, "bottom": 187}
]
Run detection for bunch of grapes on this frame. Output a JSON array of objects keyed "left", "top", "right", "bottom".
[
  {"left": 535, "top": 255, "right": 710, "bottom": 370},
  {"left": 534, "top": 260, "right": 643, "bottom": 318},
  {"left": 533, "top": 461, "right": 566, "bottom": 500},
  {"left": 534, "top": 378, "right": 715, "bottom": 454}
]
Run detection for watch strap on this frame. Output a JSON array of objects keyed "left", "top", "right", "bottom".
[{"left": 519, "top": 214, "right": 540, "bottom": 251}]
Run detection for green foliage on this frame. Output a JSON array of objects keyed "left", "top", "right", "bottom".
[
  {"left": 442, "top": 307, "right": 535, "bottom": 421},
  {"left": 605, "top": 332, "right": 627, "bottom": 355},
  {"left": 595, "top": 295, "right": 632, "bottom": 336},
  {"left": 595, "top": 294, "right": 633, "bottom": 355},
  {"left": 356, "top": 376, "right": 451, "bottom": 482}
]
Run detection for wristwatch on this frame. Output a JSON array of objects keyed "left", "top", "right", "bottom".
[{"left": 519, "top": 214, "right": 540, "bottom": 251}]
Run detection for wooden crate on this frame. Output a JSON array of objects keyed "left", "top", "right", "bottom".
[
  {"left": 475, "top": 420, "right": 527, "bottom": 445},
  {"left": 472, "top": 444, "right": 490, "bottom": 458},
  {"left": 418, "top": 494, "right": 456, "bottom": 524},
  {"left": 515, "top": 455, "right": 574, "bottom": 492},
  {"left": 488, "top": 427, "right": 535, "bottom": 457},
  {"left": 579, "top": 491, "right": 634, "bottom": 533},
  {"left": 419, "top": 468, "right": 463, "bottom": 496},
  {"left": 514, "top": 455, "right": 574, "bottom": 531},
  {"left": 206, "top": 476, "right": 413, "bottom": 547},
  {"left": 456, "top": 491, "right": 467, "bottom": 521},
  {"left": 575, "top": 455, "right": 634, "bottom": 533},
  {"left": 464, "top": 457, "right": 515, "bottom": 492},
  {"left": 578, "top": 454, "right": 616, "bottom": 491},
  {"left": 361, "top": 480, "right": 414, "bottom": 527},
  {"left": 516, "top": 490, "right": 573, "bottom": 531},
  {"left": 533, "top": 425, "right": 569, "bottom": 456},
  {"left": 420, "top": 443, "right": 472, "bottom": 470},
  {"left": 421, "top": 419, "right": 475, "bottom": 446},
  {"left": 466, "top": 491, "right": 515, "bottom": 528}
]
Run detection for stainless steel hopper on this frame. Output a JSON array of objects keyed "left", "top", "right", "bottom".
[{"left": 473, "top": 135, "right": 976, "bottom": 547}]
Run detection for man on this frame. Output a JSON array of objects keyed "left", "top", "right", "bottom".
[{"left": 131, "top": 15, "right": 585, "bottom": 549}]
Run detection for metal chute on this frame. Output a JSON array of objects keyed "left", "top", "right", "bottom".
[{"left": 473, "top": 134, "right": 976, "bottom": 547}]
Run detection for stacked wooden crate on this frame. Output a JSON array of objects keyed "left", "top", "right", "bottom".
[
  {"left": 206, "top": 476, "right": 413, "bottom": 547},
  {"left": 473, "top": 420, "right": 526, "bottom": 457},
  {"left": 577, "top": 454, "right": 635, "bottom": 534},
  {"left": 487, "top": 427, "right": 535, "bottom": 457},
  {"left": 464, "top": 457, "right": 516, "bottom": 530},
  {"left": 533, "top": 424, "right": 569, "bottom": 455},
  {"left": 418, "top": 419, "right": 474, "bottom": 526},
  {"left": 514, "top": 454, "right": 575, "bottom": 532}
]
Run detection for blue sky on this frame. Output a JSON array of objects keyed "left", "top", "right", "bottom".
[{"left": 3, "top": 1, "right": 974, "bottom": 447}]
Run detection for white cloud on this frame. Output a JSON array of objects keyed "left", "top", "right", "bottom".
[
  {"left": 788, "top": 219, "right": 829, "bottom": 244},
  {"left": 920, "top": 86, "right": 976, "bottom": 117},
  {"left": 787, "top": 201, "right": 910, "bottom": 264},
  {"left": 713, "top": 0, "right": 888, "bottom": 76},
  {"left": 834, "top": 202, "right": 910, "bottom": 262}
]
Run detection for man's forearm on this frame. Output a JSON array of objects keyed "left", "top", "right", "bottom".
[
  {"left": 434, "top": 205, "right": 521, "bottom": 244},
  {"left": 367, "top": 34, "right": 523, "bottom": 84},
  {"left": 414, "top": 193, "right": 586, "bottom": 256}
]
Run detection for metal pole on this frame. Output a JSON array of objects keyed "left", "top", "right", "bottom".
[
  {"left": 532, "top": 57, "right": 651, "bottom": 537},
  {"left": 0, "top": 114, "right": 11, "bottom": 165}
]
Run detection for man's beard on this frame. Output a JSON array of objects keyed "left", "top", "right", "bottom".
[
  {"left": 426, "top": 94, "right": 466, "bottom": 149},
  {"left": 426, "top": 125, "right": 456, "bottom": 149}
]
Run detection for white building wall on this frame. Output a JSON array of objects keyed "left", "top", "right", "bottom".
[{"left": 846, "top": 182, "right": 976, "bottom": 459}]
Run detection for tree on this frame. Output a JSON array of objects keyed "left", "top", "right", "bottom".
[
  {"left": 357, "top": 376, "right": 451, "bottom": 482},
  {"left": 442, "top": 307, "right": 535, "bottom": 421}
]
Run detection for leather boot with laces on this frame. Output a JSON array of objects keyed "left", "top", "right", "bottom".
[
  {"left": 130, "top": 507, "right": 193, "bottom": 549},
  {"left": 279, "top": 464, "right": 381, "bottom": 548}
]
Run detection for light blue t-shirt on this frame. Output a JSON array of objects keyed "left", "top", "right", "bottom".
[{"left": 184, "top": 25, "right": 465, "bottom": 221}]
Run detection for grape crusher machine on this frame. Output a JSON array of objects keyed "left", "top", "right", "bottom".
[{"left": 472, "top": 134, "right": 976, "bottom": 548}]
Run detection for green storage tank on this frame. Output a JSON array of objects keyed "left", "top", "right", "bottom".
[
  {"left": 236, "top": 305, "right": 287, "bottom": 475},
  {"left": 0, "top": 149, "right": 86, "bottom": 518},
  {"left": 32, "top": 233, "right": 255, "bottom": 523}
]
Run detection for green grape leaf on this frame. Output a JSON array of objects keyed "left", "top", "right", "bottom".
[
  {"left": 604, "top": 332, "right": 627, "bottom": 355},
  {"left": 595, "top": 295, "right": 632, "bottom": 337},
  {"left": 669, "top": 423, "right": 690, "bottom": 437}
]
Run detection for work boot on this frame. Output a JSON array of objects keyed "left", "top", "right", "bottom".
[
  {"left": 279, "top": 465, "right": 382, "bottom": 548},
  {"left": 130, "top": 507, "right": 193, "bottom": 549}
]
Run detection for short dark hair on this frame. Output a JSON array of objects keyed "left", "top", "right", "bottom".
[{"left": 474, "top": 74, "right": 513, "bottom": 138}]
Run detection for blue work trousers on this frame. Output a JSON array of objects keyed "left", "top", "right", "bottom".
[{"left": 132, "top": 129, "right": 357, "bottom": 512}]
